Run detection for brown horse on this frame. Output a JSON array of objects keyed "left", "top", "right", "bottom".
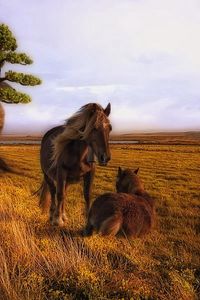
[
  {"left": 84, "top": 167, "right": 155, "bottom": 237},
  {"left": 38, "top": 103, "right": 111, "bottom": 226}
]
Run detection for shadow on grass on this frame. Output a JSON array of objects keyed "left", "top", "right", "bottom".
[
  {"left": 33, "top": 223, "right": 83, "bottom": 240},
  {"left": 107, "top": 250, "right": 138, "bottom": 273}
]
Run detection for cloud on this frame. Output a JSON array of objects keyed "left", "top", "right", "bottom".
[{"left": 1, "top": 0, "right": 200, "bottom": 133}]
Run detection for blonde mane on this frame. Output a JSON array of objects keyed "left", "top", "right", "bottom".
[{"left": 51, "top": 103, "right": 109, "bottom": 164}]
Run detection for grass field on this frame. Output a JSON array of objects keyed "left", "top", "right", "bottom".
[{"left": 0, "top": 144, "right": 199, "bottom": 300}]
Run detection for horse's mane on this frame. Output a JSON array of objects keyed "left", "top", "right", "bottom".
[{"left": 52, "top": 103, "right": 108, "bottom": 164}]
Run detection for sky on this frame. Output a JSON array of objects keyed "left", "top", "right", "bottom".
[{"left": 1, "top": 0, "right": 200, "bottom": 134}]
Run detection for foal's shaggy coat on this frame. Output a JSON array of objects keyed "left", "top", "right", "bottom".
[{"left": 84, "top": 167, "right": 155, "bottom": 237}]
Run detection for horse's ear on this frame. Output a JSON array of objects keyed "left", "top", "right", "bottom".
[
  {"left": 118, "top": 166, "right": 122, "bottom": 176},
  {"left": 134, "top": 168, "right": 139, "bottom": 174},
  {"left": 104, "top": 103, "right": 111, "bottom": 116}
]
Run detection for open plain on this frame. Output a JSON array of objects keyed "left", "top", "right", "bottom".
[{"left": 0, "top": 143, "right": 199, "bottom": 299}]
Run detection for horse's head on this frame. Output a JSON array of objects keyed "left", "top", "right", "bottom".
[
  {"left": 80, "top": 103, "right": 112, "bottom": 166},
  {"left": 116, "top": 167, "right": 144, "bottom": 194},
  {"left": 52, "top": 102, "right": 112, "bottom": 166}
]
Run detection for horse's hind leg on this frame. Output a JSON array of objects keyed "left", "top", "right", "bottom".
[
  {"left": 42, "top": 174, "right": 57, "bottom": 225},
  {"left": 52, "top": 171, "right": 66, "bottom": 226},
  {"left": 99, "top": 216, "right": 122, "bottom": 236},
  {"left": 48, "top": 183, "right": 56, "bottom": 225}
]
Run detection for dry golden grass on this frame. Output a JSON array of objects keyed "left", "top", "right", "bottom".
[{"left": 0, "top": 144, "right": 199, "bottom": 300}]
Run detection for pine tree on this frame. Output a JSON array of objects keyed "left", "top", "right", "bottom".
[{"left": 0, "top": 23, "right": 42, "bottom": 172}]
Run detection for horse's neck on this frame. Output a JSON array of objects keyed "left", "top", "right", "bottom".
[
  {"left": 63, "top": 140, "right": 88, "bottom": 161},
  {"left": 77, "top": 141, "right": 94, "bottom": 173},
  {"left": 87, "top": 146, "right": 95, "bottom": 162},
  {"left": 71, "top": 140, "right": 95, "bottom": 164}
]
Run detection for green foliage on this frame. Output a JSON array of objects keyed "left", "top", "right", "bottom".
[
  {"left": 0, "top": 51, "right": 6, "bottom": 62},
  {"left": 0, "top": 87, "right": 31, "bottom": 103},
  {"left": 0, "top": 51, "right": 33, "bottom": 65},
  {"left": 0, "top": 24, "right": 17, "bottom": 51},
  {"left": 0, "top": 23, "right": 42, "bottom": 104},
  {"left": 6, "top": 52, "right": 33, "bottom": 64},
  {"left": 5, "top": 71, "right": 41, "bottom": 86}
]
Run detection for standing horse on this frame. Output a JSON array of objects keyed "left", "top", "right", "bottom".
[
  {"left": 84, "top": 167, "right": 155, "bottom": 237},
  {"left": 38, "top": 103, "right": 111, "bottom": 226}
]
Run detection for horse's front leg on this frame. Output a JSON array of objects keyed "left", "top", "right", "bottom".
[
  {"left": 83, "top": 163, "right": 95, "bottom": 216},
  {"left": 52, "top": 169, "right": 66, "bottom": 226}
]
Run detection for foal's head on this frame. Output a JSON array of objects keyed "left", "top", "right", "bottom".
[{"left": 116, "top": 167, "right": 144, "bottom": 194}]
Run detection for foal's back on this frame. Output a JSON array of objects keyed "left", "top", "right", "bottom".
[{"left": 85, "top": 167, "right": 155, "bottom": 237}]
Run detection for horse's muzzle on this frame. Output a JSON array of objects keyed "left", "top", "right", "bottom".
[{"left": 98, "top": 153, "right": 110, "bottom": 166}]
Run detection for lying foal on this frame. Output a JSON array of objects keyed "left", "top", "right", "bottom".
[{"left": 84, "top": 167, "right": 155, "bottom": 237}]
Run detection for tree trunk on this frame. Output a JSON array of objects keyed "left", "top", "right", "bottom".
[
  {"left": 0, "top": 102, "right": 11, "bottom": 172},
  {"left": 0, "top": 102, "right": 4, "bottom": 132}
]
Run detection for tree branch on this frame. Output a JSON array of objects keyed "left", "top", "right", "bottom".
[
  {"left": 5, "top": 71, "right": 42, "bottom": 86},
  {"left": 0, "top": 99, "right": 12, "bottom": 103}
]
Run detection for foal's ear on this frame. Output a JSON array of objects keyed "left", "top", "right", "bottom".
[
  {"left": 134, "top": 168, "right": 139, "bottom": 174},
  {"left": 104, "top": 103, "right": 111, "bottom": 116},
  {"left": 118, "top": 166, "right": 122, "bottom": 176}
]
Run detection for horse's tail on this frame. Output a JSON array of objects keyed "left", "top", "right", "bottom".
[
  {"left": 0, "top": 158, "right": 18, "bottom": 174},
  {"left": 33, "top": 178, "right": 51, "bottom": 213},
  {"left": 0, "top": 158, "right": 31, "bottom": 176}
]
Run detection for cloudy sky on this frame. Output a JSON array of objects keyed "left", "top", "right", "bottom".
[{"left": 1, "top": 0, "right": 200, "bottom": 134}]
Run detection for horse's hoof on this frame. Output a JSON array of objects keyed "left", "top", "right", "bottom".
[
  {"left": 82, "top": 228, "right": 92, "bottom": 237},
  {"left": 62, "top": 214, "right": 68, "bottom": 223},
  {"left": 50, "top": 217, "right": 64, "bottom": 227}
]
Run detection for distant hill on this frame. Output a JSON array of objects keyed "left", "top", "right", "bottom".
[
  {"left": 1, "top": 131, "right": 200, "bottom": 145},
  {"left": 110, "top": 131, "right": 200, "bottom": 145},
  {"left": 1, "top": 135, "right": 42, "bottom": 141}
]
